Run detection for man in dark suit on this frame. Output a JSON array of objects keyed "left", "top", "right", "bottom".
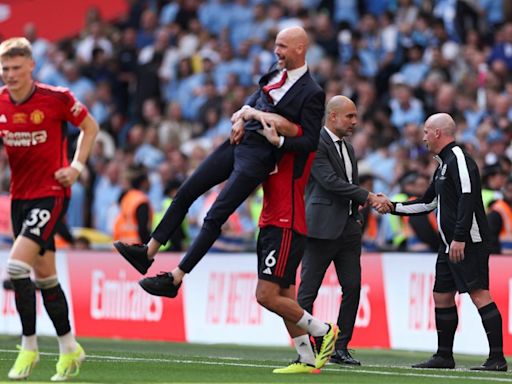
[
  {"left": 297, "top": 96, "right": 391, "bottom": 366},
  {"left": 114, "top": 26, "right": 325, "bottom": 296}
]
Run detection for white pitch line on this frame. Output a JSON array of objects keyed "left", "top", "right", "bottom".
[{"left": 0, "top": 349, "right": 511, "bottom": 382}]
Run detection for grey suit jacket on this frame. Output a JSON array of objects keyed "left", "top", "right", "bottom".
[{"left": 305, "top": 127, "right": 370, "bottom": 240}]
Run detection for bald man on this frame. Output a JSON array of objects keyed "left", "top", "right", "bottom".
[
  {"left": 114, "top": 27, "right": 338, "bottom": 371},
  {"left": 297, "top": 96, "right": 391, "bottom": 366},
  {"left": 390, "top": 113, "right": 507, "bottom": 371}
]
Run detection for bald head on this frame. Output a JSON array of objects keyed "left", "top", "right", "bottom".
[
  {"left": 325, "top": 95, "right": 358, "bottom": 138},
  {"left": 325, "top": 95, "right": 356, "bottom": 118},
  {"left": 423, "top": 113, "right": 457, "bottom": 154},
  {"left": 274, "top": 26, "right": 309, "bottom": 70},
  {"left": 277, "top": 26, "right": 309, "bottom": 48},
  {"left": 425, "top": 113, "right": 456, "bottom": 136}
]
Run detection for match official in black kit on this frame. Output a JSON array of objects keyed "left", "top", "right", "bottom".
[{"left": 389, "top": 113, "right": 507, "bottom": 371}]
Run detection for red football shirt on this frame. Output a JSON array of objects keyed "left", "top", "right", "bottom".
[
  {"left": 259, "top": 126, "right": 315, "bottom": 235},
  {"left": 0, "top": 82, "right": 88, "bottom": 199}
]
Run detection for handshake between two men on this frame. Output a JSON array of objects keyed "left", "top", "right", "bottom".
[{"left": 367, "top": 193, "right": 393, "bottom": 214}]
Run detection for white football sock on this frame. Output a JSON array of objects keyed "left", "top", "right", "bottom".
[
  {"left": 21, "top": 334, "right": 37, "bottom": 351},
  {"left": 293, "top": 334, "right": 315, "bottom": 366},
  {"left": 57, "top": 332, "right": 78, "bottom": 354},
  {"left": 296, "top": 311, "right": 329, "bottom": 336}
]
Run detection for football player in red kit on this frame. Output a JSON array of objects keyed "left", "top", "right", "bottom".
[{"left": 0, "top": 37, "right": 98, "bottom": 381}]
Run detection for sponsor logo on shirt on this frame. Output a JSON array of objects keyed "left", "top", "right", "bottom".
[
  {"left": 13, "top": 113, "right": 27, "bottom": 124},
  {"left": 0, "top": 130, "right": 47, "bottom": 146},
  {"left": 30, "top": 109, "right": 44, "bottom": 124},
  {"left": 70, "top": 101, "right": 83, "bottom": 117}
]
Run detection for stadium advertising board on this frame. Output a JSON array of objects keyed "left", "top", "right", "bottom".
[
  {"left": 0, "top": 252, "right": 73, "bottom": 336},
  {"left": 67, "top": 252, "right": 186, "bottom": 342},
  {"left": 1, "top": 251, "right": 511, "bottom": 355},
  {"left": 0, "top": 1, "right": 127, "bottom": 41}
]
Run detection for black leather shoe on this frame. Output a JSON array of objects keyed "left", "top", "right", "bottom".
[
  {"left": 329, "top": 349, "right": 361, "bottom": 366},
  {"left": 471, "top": 356, "right": 508, "bottom": 372},
  {"left": 114, "top": 241, "right": 153, "bottom": 274},
  {"left": 412, "top": 354, "right": 455, "bottom": 369},
  {"left": 139, "top": 272, "right": 182, "bottom": 298}
]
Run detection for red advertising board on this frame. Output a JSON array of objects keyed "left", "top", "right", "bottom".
[
  {"left": 307, "top": 253, "right": 390, "bottom": 348},
  {"left": 352, "top": 254, "right": 390, "bottom": 348},
  {"left": 0, "top": 1, "right": 127, "bottom": 41},
  {"left": 68, "top": 252, "right": 186, "bottom": 342},
  {"left": 489, "top": 256, "right": 512, "bottom": 355}
]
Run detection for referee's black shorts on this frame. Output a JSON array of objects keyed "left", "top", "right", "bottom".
[
  {"left": 256, "top": 226, "right": 306, "bottom": 288},
  {"left": 433, "top": 242, "right": 490, "bottom": 294}
]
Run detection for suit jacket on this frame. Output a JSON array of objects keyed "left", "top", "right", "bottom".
[
  {"left": 244, "top": 65, "right": 325, "bottom": 157},
  {"left": 305, "top": 128, "right": 370, "bottom": 240}
]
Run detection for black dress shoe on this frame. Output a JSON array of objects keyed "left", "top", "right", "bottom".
[
  {"left": 329, "top": 349, "right": 361, "bottom": 366},
  {"left": 412, "top": 354, "right": 455, "bottom": 369},
  {"left": 139, "top": 272, "right": 182, "bottom": 298},
  {"left": 471, "top": 356, "right": 507, "bottom": 372},
  {"left": 114, "top": 241, "right": 153, "bottom": 274}
]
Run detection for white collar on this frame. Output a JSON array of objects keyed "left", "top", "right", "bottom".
[
  {"left": 284, "top": 63, "right": 307, "bottom": 83},
  {"left": 324, "top": 126, "right": 343, "bottom": 144}
]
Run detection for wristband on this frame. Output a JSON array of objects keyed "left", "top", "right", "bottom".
[{"left": 70, "top": 160, "right": 85, "bottom": 173}]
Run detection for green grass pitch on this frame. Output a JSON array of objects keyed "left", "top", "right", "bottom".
[{"left": 0, "top": 335, "right": 510, "bottom": 383}]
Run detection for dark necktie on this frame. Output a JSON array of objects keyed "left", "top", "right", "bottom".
[
  {"left": 337, "top": 139, "right": 353, "bottom": 214},
  {"left": 337, "top": 140, "right": 353, "bottom": 184},
  {"left": 262, "top": 70, "right": 288, "bottom": 102}
]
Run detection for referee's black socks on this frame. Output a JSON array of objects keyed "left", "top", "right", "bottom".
[
  {"left": 478, "top": 302, "right": 504, "bottom": 359},
  {"left": 435, "top": 306, "right": 458, "bottom": 358}
]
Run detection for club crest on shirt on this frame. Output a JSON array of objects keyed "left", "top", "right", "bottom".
[{"left": 30, "top": 110, "right": 44, "bottom": 124}]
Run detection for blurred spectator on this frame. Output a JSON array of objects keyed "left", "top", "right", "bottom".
[
  {"left": 76, "top": 21, "right": 113, "bottom": 64},
  {"left": 481, "top": 163, "right": 506, "bottom": 210},
  {"left": 387, "top": 171, "right": 439, "bottom": 251},
  {"left": 113, "top": 164, "right": 153, "bottom": 244},
  {"left": 158, "top": 102, "right": 202, "bottom": 146},
  {"left": 61, "top": 61, "right": 95, "bottom": 104},
  {"left": 134, "top": 126, "right": 165, "bottom": 170},
  {"left": 23, "top": 23, "right": 48, "bottom": 74},
  {"left": 388, "top": 74, "right": 425, "bottom": 132},
  {"left": 93, "top": 161, "right": 122, "bottom": 234},
  {"left": 399, "top": 44, "right": 429, "bottom": 88},
  {"left": 487, "top": 22, "right": 512, "bottom": 71},
  {"left": 488, "top": 175, "right": 512, "bottom": 254},
  {"left": 136, "top": 9, "right": 158, "bottom": 49}
]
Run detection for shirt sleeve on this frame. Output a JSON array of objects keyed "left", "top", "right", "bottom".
[
  {"left": 393, "top": 178, "right": 437, "bottom": 215},
  {"left": 61, "top": 89, "right": 89, "bottom": 126},
  {"left": 450, "top": 149, "right": 479, "bottom": 242}
]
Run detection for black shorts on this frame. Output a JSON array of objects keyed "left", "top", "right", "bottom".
[
  {"left": 12, "top": 196, "right": 69, "bottom": 254},
  {"left": 257, "top": 226, "right": 306, "bottom": 288},
  {"left": 433, "top": 242, "right": 490, "bottom": 293}
]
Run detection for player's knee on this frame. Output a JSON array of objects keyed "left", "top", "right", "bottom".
[
  {"left": 255, "top": 287, "right": 275, "bottom": 310},
  {"left": 7, "top": 259, "right": 32, "bottom": 280},
  {"left": 35, "top": 275, "right": 59, "bottom": 290}
]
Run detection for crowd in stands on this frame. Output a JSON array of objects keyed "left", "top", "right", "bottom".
[{"left": 0, "top": 0, "right": 511, "bottom": 252}]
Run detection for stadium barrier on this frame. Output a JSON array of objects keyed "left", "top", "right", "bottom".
[{"left": 1, "top": 251, "right": 511, "bottom": 355}]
